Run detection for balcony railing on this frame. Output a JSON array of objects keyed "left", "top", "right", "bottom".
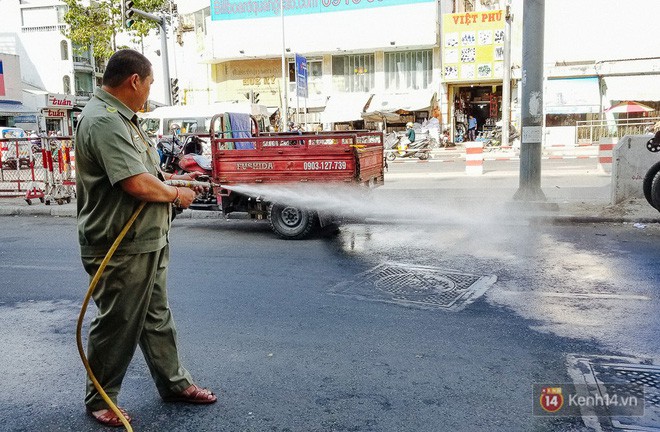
[
  {"left": 73, "top": 56, "right": 92, "bottom": 65},
  {"left": 575, "top": 116, "right": 659, "bottom": 144},
  {"left": 22, "top": 24, "right": 67, "bottom": 33}
]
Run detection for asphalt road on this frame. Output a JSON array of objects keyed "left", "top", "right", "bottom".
[{"left": 0, "top": 160, "right": 658, "bottom": 432}]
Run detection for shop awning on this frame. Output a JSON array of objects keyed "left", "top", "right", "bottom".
[
  {"left": 603, "top": 75, "right": 660, "bottom": 102},
  {"left": 544, "top": 77, "right": 601, "bottom": 114},
  {"left": 0, "top": 101, "right": 38, "bottom": 115},
  {"left": 368, "top": 91, "right": 435, "bottom": 113},
  {"left": 361, "top": 110, "right": 401, "bottom": 123},
  {"left": 321, "top": 93, "right": 373, "bottom": 124}
]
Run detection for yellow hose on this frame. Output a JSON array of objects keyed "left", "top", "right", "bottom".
[{"left": 76, "top": 201, "right": 146, "bottom": 432}]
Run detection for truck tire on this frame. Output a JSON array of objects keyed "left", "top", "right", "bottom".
[
  {"left": 268, "top": 203, "right": 317, "bottom": 240},
  {"left": 643, "top": 160, "right": 660, "bottom": 209},
  {"left": 651, "top": 170, "right": 660, "bottom": 212}
]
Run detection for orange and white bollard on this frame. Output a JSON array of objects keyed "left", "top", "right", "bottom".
[
  {"left": 597, "top": 138, "right": 615, "bottom": 173},
  {"left": 465, "top": 141, "right": 484, "bottom": 175}
]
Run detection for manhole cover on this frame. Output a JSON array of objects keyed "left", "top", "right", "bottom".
[
  {"left": 567, "top": 355, "right": 660, "bottom": 431},
  {"left": 329, "top": 263, "right": 496, "bottom": 311}
]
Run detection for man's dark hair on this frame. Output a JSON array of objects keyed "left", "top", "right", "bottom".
[{"left": 102, "top": 49, "right": 152, "bottom": 88}]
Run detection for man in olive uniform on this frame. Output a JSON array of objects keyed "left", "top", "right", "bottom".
[{"left": 75, "top": 49, "right": 216, "bottom": 428}]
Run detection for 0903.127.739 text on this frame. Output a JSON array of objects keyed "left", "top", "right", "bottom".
[{"left": 303, "top": 161, "right": 348, "bottom": 170}]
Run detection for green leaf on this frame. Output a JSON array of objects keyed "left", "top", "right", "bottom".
[{"left": 60, "top": 0, "right": 169, "bottom": 63}]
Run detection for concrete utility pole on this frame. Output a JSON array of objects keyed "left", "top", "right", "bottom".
[
  {"left": 132, "top": 8, "right": 172, "bottom": 105},
  {"left": 500, "top": 1, "right": 512, "bottom": 149},
  {"left": 280, "top": 0, "right": 289, "bottom": 132},
  {"left": 513, "top": 0, "right": 546, "bottom": 201}
]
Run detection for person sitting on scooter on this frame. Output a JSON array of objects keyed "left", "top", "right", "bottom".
[{"left": 406, "top": 122, "right": 416, "bottom": 144}]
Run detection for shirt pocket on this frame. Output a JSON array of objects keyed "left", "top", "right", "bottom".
[
  {"left": 133, "top": 133, "right": 163, "bottom": 175},
  {"left": 129, "top": 130, "right": 149, "bottom": 154}
]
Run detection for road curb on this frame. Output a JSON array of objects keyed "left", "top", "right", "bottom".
[
  {"left": 0, "top": 206, "right": 66, "bottom": 217},
  {"left": 177, "top": 209, "right": 224, "bottom": 219},
  {"left": 0, "top": 206, "right": 223, "bottom": 220},
  {"left": 532, "top": 215, "right": 660, "bottom": 225},
  {"left": 0, "top": 206, "right": 658, "bottom": 224}
]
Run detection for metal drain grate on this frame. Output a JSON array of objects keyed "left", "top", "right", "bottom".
[
  {"left": 592, "top": 364, "right": 660, "bottom": 411},
  {"left": 567, "top": 355, "right": 660, "bottom": 431},
  {"left": 329, "top": 263, "right": 496, "bottom": 311}
]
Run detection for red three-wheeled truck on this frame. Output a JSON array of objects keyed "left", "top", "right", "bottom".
[{"left": 176, "top": 113, "right": 385, "bottom": 239}]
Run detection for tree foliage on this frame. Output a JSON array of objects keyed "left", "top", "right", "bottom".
[{"left": 61, "top": 0, "right": 169, "bottom": 63}]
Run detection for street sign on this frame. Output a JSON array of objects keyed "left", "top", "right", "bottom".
[{"left": 295, "top": 54, "right": 308, "bottom": 99}]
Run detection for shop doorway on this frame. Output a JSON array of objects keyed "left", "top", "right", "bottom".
[
  {"left": 451, "top": 84, "right": 501, "bottom": 143},
  {"left": 46, "top": 118, "right": 63, "bottom": 135}
]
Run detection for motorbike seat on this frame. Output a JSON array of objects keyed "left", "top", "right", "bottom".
[{"left": 192, "top": 154, "right": 212, "bottom": 171}]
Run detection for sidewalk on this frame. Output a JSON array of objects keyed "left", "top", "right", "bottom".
[
  {"left": 427, "top": 143, "right": 599, "bottom": 162},
  {"left": 383, "top": 167, "right": 660, "bottom": 223},
  {"left": 0, "top": 169, "right": 658, "bottom": 224}
]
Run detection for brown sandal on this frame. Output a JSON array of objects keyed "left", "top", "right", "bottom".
[
  {"left": 163, "top": 384, "right": 217, "bottom": 404},
  {"left": 87, "top": 407, "right": 132, "bottom": 427}
]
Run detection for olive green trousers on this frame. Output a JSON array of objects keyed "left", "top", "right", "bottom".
[{"left": 82, "top": 245, "right": 193, "bottom": 411}]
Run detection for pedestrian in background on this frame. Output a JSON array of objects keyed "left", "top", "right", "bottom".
[
  {"left": 75, "top": 49, "right": 216, "bottom": 428},
  {"left": 468, "top": 115, "right": 477, "bottom": 141}
]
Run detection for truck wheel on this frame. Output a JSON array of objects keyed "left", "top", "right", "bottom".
[
  {"left": 651, "top": 171, "right": 660, "bottom": 212},
  {"left": 643, "top": 160, "right": 660, "bottom": 209},
  {"left": 268, "top": 203, "right": 317, "bottom": 240}
]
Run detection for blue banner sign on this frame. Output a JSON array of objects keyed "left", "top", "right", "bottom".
[
  {"left": 295, "top": 54, "right": 308, "bottom": 98},
  {"left": 211, "top": 0, "right": 434, "bottom": 21},
  {"left": 14, "top": 115, "right": 37, "bottom": 123}
]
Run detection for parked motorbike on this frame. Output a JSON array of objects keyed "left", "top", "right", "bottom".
[
  {"left": 642, "top": 125, "right": 660, "bottom": 212},
  {"left": 171, "top": 135, "right": 217, "bottom": 210},
  {"left": 478, "top": 122, "right": 520, "bottom": 150},
  {"left": 440, "top": 128, "right": 455, "bottom": 148},
  {"left": 156, "top": 135, "right": 184, "bottom": 173}
]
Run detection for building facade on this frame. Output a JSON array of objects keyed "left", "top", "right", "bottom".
[
  {"left": 0, "top": 0, "right": 100, "bottom": 134},
  {"left": 174, "top": 0, "right": 659, "bottom": 141},
  {"left": 5, "top": 0, "right": 657, "bottom": 140},
  {"left": 178, "top": 0, "right": 444, "bottom": 131}
]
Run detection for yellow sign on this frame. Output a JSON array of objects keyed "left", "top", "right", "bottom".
[{"left": 442, "top": 10, "right": 505, "bottom": 82}]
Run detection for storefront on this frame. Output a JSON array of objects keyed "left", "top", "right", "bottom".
[
  {"left": 360, "top": 92, "right": 434, "bottom": 133},
  {"left": 544, "top": 77, "right": 601, "bottom": 125},
  {"left": 602, "top": 74, "right": 660, "bottom": 114},
  {"left": 449, "top": 84, "right": 501, "bottom": 140},
  {"left": 0, "top": 101, "right": 38, "bottom": 129},
  {"left": 42, "top": 93, "right": 75, "bottom": 135},
  {"left": 441, "top": 10, "right": 507, "bottom": 142}
]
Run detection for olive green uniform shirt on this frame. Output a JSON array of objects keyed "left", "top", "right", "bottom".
[{"left": 75, "top": 88, "right": 171, "bottom": 257}]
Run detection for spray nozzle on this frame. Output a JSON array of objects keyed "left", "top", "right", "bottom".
[{"left": 164, "top": 179, "right": 217, "bottom": 189}]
